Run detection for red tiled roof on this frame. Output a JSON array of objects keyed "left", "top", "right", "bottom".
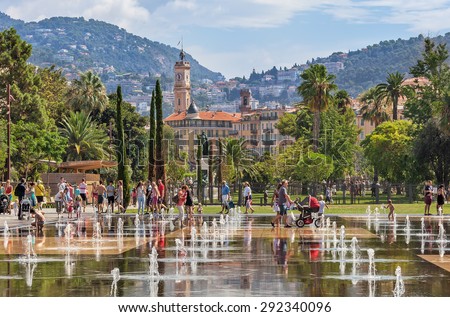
[{"left": 164, "top": 111, "right": 241, "bottom": 123}]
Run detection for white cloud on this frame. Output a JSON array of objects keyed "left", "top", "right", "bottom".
[
  {"left": 2, "top": 0, "right": 151, "bottom": 36},
  {"left": 4, "top": 0, "right": 450, "bottom": 34}
]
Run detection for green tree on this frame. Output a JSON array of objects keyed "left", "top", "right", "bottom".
[
  {"left": 67, "top": 71, "right": 109, "bottom": 114},
  {"left": 296, "top": 151, "right": 334, "bottom": 187},
  {"left": 37, "top": 66, "right": 70, "bottom": 123},
  {"left": 222, "top": 137, "right": 257, "bottom": 205},
  {"left": 148, "top": 90, "right": 156, "bottom": 180},
  {"left": 297, "top": 64, "right": 337, "bottom": 151},
  {"left": 116, "top": 86, "right": 131, "bottom": 207},
  {"left": 359, "top": 86, "right": 390, "bottom": 127},
  {"left": 376, "top": 71, "right": 406, "bottom": 120},
  {"left": 334, "top": 89, "right": 352, "bottom": 114},
  {"left": 98, "top": 93, "right": 147, "bottom": 181},
  {"left": 155, "top": 80, "right": 166, "bottom": 187},
  {"left": 197, "top": 134, "right": 203, "bottom": 203},
  {"left": 0, "top": 28, "right": 49, "bottom": 126},
  {"left": 319, "top": 105, "right": 359, "bottom": 179},
  {"left": 59, "top": 111, "right": 110, "bottom": 161},
  {"left": 361, "top": 121, "right": 415, "bottom": 184},
  {"left": 11, "top": 121, "right": 66, "bottom": 179},
  {"left": 410, "top": 38, "right": 449, "bottom": 79},
  {"left": 413, "top": 122, "right": 450, "bottom": 185},
  {"left": 275, "top": 107, "right": 312, "bottom": 140}
]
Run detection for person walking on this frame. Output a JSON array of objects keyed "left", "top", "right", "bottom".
[
  {"left": 14, "top": 178, "right": 27, "bottom": 220},
  {"left": 318, "top": 195, "right": 329, "bottom": 215},
  {"left": 176, "top": 185, "right": 187, "bottom": 226},
  {"left": 91, "top": 182, "right": 98, "bottom": 212},
  {"left": 157, "top": 179, "right": 165, "bottom": 208},
  {"left": 424, "top": 180, "right": 433, "bottom": 216},
  {"left": 106, "top": 180, "right": 115, "bottom": 213},
  {"left": 4, "top": 180, "right": 13, "bottom": 212},
  {"left": 220, "top": 180, "right": 230, "bottom": 214},
  {"left": 243, "top": 182, "right": 255, "bottom": 214},
  {"left": 278, "top": 180, "right": 294, "bottom": 228},
  {"left": 271, "top": 182, "right": 282, "bottom": 227},
  {"left": 437, "top": 184, "right": 445, "bottom": 216},
  {"left": 116, "top": 180, "right": 125, "bottom": 213},
  {"left": 78, "top": 178, "right": 88, "bottom": 212},
  {"left": 185, "top": 184, "right": 194, "bottom": 220},
  {"left": 151, "top": 181, "right": 160, "bottom": 214},
  {"left": 136, "top": 181, "right": 146, "bottom": 215},
  {"left": 96, "top": 180, "right": 107, "bottom": 213}
]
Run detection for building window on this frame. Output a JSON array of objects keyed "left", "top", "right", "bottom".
[
  {"left": 178, "top": 98, "right": 181, "bottom": 106},
  {"left": 360, "top": 119, "right": 364, "bottom": 126},
  {"left": 360, "top": 132, "right": 365, "bottom": 140}
]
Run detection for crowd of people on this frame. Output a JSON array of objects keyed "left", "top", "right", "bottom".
[{"left": 1, "top": 175, "right": 449, "bottom": 232}]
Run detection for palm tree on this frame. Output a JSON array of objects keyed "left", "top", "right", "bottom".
[
  {"left": 222, "top": 137, "right": 257, "bottom": 205},
  {"left": 67, "top": 71, "right": 109, "bottom": 113},
  {"left": 376, "top": 72, "right": 406, "bottom": 120},
  {"left": 335, "top": 89, "right": 352, "bottom": 114},
  {"left": 359, "top": 87, "right": 390, "bottom": 127},
  {"left": 59, "top": 111, "right": 110, "bottom": 161},
  {"left": 359, "top": 87, "right": 390, "bottom": 204},
  {"left": 297, "top": 64, "right": 337, "bottom": 151}
]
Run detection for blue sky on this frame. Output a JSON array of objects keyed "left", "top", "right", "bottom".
[{"left": 1, "top": 0, "right": 450, "bottom": 79}]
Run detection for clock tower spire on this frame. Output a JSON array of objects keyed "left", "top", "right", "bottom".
[{"left": 173, "top": 48, "right": 191, "bottom": 113}]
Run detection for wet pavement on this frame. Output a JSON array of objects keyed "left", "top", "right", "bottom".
[{"left": 0, "top": 210, "right": 449, "bottom": 297}]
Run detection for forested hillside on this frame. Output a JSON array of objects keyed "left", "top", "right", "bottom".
[{"left": 0, "top": 12, "right": 223, "bottom": 82}]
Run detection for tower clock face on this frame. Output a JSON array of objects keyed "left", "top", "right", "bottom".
[{"left": 176, "top": 73, "right": 182, "bottom": 81}]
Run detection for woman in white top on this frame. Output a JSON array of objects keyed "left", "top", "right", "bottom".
[
  {"left": 318, "top": 195, "right": 329, "bottom": 215},
  {"left": 78, "top": 178, "right": 88, "bottom": 212},
  {"left": 243, "top": 182, "right": 255, "bottom": 214}
]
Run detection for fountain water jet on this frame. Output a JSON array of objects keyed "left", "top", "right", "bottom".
[
  {"left": 110, "top": 268, "right": 120, "bottom": 297},
  {"left": 117, "top": 218, "right": 124, "bottom": 236},
  {"left": 367, "top": 248, "right": 377, "bottom": 297},
  {"left": 339, "top": 225, "right": 346, "bottom": 250},
  {"left": 393, "top": 266, "right": 405, "bottom": 297},
  {"left": 437, "top": 222, "right": 447, "bottom": 257},
  {"left": 149, "top": 246, "right": 160, "bottom": 277},
  {"left": 367, "top": 248, "right": 376, "bottom": 278},
  {"left": 92, "top": 222, "right": 102, "bottom": 240}
]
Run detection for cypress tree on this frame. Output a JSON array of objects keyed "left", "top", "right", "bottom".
[
  {"left": 208, "top": 139, "right": 213, "bottom": 203},
  {"left": 116, "top": 86, "right": 130, "bottom": 207},
  {"left": 197, "top": 135, "right": 203, "bottom": 204},
  {"left": 217, "top": 138, "right": 223, "bottom": 201},
  {"left": 155, "top": 80, "right": 166, "bottom": 189},
  {"left": 148, "top": 90, "right": 156, "bottom": 181}
]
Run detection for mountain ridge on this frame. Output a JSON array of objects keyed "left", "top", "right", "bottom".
[{"left": 0, "top": 12, "right": 223, "bottom": 82}]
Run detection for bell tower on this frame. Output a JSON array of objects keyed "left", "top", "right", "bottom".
[{"left": 173, "top": 49, "right": 191, "bottom": 113}]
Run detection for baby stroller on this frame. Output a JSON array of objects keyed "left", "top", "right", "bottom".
[
  {"left": 19, "top": 198, "right": 32, "bottom": 220},
  {"left": 0, "top": 194, "right": 9, "bottom": 214},
  {"left": 294, "top": 197, "right": 321, "bottom": 228}
]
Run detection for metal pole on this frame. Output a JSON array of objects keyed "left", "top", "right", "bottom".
[
  {"left": 5, "top": 84, "right": 11, "bottom": 181},
  {"left": 109, "top": 120, "right": 112, "bottom": 161}
]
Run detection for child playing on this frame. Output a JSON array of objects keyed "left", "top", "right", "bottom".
[
  {"left": 30, "top": 208, "right": 45, "bottom": 232},
  {"left": 74, "top": 195, "right": 82, "bottom": 218},
  {"left": 387, "top": 199, "right": 395, "bottom": 221},
  {"left": 318, "top": 195, "right": 329, "bottom": 215},
  {"left": 197, "top": 203, "right": 203, "bottom": 214}
]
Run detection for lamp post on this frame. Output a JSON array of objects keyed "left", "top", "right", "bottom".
[{"left": 5, "top": 84, "right": 11, "bottom": 181}]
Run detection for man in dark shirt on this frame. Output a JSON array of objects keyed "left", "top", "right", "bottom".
[{"left": 14, "top": 178, "right": 27, "bottom": 220}]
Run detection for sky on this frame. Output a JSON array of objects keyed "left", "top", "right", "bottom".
[{"left": 2, "top": 0, "right": 450, "bottom": 79}]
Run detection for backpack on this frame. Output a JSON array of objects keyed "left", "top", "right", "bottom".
[{"left": 172, "top": 194, "right": 179, "bottom": 204}]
